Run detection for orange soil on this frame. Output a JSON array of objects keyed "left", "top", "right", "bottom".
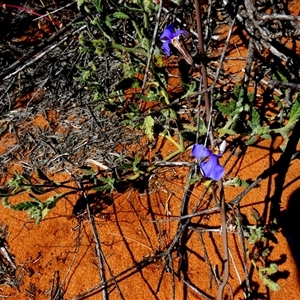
[{"left": 1, "top": 137, "right": 300, "bottom": 299}]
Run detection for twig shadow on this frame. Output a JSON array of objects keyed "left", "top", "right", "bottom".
[
  {"left": 72, "top": 191, "right": 114, "bottom": 217},
  {"left": 281, "top": 188, "right": 300, "bottom": 273}
]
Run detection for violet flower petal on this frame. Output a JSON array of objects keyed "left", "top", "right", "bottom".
[
  {"left": 160, "top": 24, "right": 175, "bottom": 42},
  {"left": 192, "top": 144, "right": 211, "bottom": 160},
  {"left": 173, "top": 29, "right": 188, "bottom": 39},
  {"left": 162, "top": 41, "right": 171, "bottom": 56},
  {"left": 160, "top": 24, "right": 187, "bottom": 56},
  {"left": 200, "top": 154, "right": 225, "bottom": 181}
]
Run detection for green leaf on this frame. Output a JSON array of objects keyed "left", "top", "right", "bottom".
[
  {"left": 132, "top": 155, "right": 141, "bottom": 173},
  {"left": 182, "top": 82, "right": 197, "bottom": 98},
  {"left": 96, "top": 177, "right": 115, "bottom": 193},
  {"left": 44, "top": 194, "right": 64, "bottom": 210},
  {"left": 217, "top": 127, "right": 237, "bottom": 136},
  {"left": 105, "top": 15, "right": 112, "bottom": 30},
  {"left": 39, "top": 194, "right": 64, "bottom": 222},
  {"left": 273, "top": 71, "right": 288, "bottom": 83},
  {"left": 113, "top": 11, "right": 129, "bottom": 19},
  {"left": 248, "top": 92, "right": 255, "bottom": 103},
  {"left": 262, "top": 247, "right": 271, "bottom": 258},
  {"left": 77, "top": 0, "right": 86, "bottom": 10},
  {"left": 245, "top": 135, "right": 257, "bottom": 146},
  {"left": 142, "top": 0, "right": 155, "bottom": 13},
  {"left": 141, "top": 115, "right": 155, "bottom": 141},
  {"left": 259, "top": 264, "right": 280, "bottom": 291},
  {"left": 28, "top": 205, "right": 43, "bottom": 224},
  {"left": 92, "top": 0, "right": 103, "bottom": 13},
  {"left": 251, "top": 108, "right": 260, "bottom": 126},
  {"left": 16, "top": 199, "right": 42, "bottom": 212},
  {"left": 274, "top": 95, "right": 282, "bottom": 108},
  {"left": 216, "top": 100, "right": 236, "bottom": 118},
  {"left": 2, "top": 192, "right": 64, "bottom": 225},
  {"left": 216, "top": 102, "right": 230, "bottom": 117},
  {"left": 247, "top": 224, "right": 266, "bottom": 244},
  {"left": 233, "top": 84, "right": 242, "bottom": 99},
  {"left": 41, "top": 207, "right": 50, "bottom": 220},
  {"left": 289, "top": 97, "right": 300, "bottom": 123},
  {"left": 223, "top": 176, "right": 249, "bottom": 188},
  {"left": 260, "top": 275, "right": 280, "bottom": 291},
  {"left": 2, "top": 197, "right": 9, "bottom": 207},
  {"left": 248, "top": 232, "right": 258, "bottom": 244},
  {"left": 79, "top": 166, "right": 97, "bottom": 175}
]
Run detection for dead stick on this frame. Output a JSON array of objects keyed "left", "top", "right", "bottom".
[
  {"left": 77, "top": 180, "right": 108, "bottom": 300},
  {"left": 217, "top": 180, "right": 229, "bottom": 300},
  {"left": 195, "top": 0, "right": 210, "bottom": 126}
]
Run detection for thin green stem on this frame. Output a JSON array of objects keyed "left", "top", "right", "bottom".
[
  {"left": 160, "top": 131, "right": 181, "bottom": 149},
  {"left": 110, "top": 43, "right": 148, "bottom": 57},
  {"left": 132, "top": 20, "right": 143, "bottom": 40}
]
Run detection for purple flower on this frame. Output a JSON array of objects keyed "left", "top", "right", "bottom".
[
  {"left": 192, "top": 143, "right": 225, "bottom": 181},
  {"left": 160, "top": 24, "right": 188, "bottom": 56}
]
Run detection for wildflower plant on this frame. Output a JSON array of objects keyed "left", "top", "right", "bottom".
[
  {"left": 1, "top": 0, "right": 298, "bottom": 298},
  {"left": 75, "top": 0, "right": 188, "bottom": 146},
  {"left": 245, "top": 209, "right": 281, "bottom": 291}
]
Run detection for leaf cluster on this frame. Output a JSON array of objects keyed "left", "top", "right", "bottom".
[
  {"left": 243, "top": 208, "right": 280, "bottom": 291},
  {"left": 217, "top": 83, "right": 300, "bottom": 146},
  {"left": 1, "top": 171, "right": 65, "bottom": 225}
]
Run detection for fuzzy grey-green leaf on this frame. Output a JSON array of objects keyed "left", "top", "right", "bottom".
[{"left": 141, "top": 115, "right": 155, "bottom": 141}]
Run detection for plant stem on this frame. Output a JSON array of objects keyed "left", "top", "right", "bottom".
[
  {"left": 194, "top": 1, "right": 210, "bottom": 126},
  {"left": 111, "top": 43, "right": 148, "bottom": 57},
  {"left": 217, "top": 180, "right": 229, "bottom": 300},
  {"left": 194, "top": 2, "right": 229, "bottom": 298}
]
